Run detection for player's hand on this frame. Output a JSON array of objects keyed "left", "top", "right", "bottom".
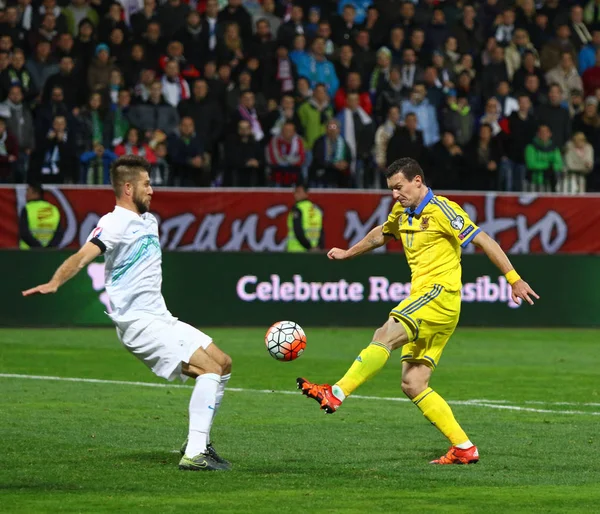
[
  {"left": 510, "top": 279, "right": 539, "bottom": 306},
  {"left": 327, "top": 247, "right": 348, "bottom": 260},
  {"left": 22, "top": 282, "right": 58, "bottom": 297}
]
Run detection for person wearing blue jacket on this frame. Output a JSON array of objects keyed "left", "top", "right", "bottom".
[
  {"left": 299, "top": 37, "right": 339, "bottom": 97},
  {"left": 80, "top": 142, "right": 117, "bottom": 184}
]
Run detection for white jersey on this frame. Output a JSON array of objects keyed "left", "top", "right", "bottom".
[{"left": 87, "top": 205, "right": 172, "bottom": 327}]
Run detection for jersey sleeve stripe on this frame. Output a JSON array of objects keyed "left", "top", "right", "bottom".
[
  {"left": 460, "top": 227, "right": 481, "bottom": 248},
  {"left": 430, "top": 199, "right": 455, "bottom": 221},
  {"left": 441, "top": 199, "right": 459, "bottom": 217},
  {"left": 90, "top": 237, "right": 107, "bottom": 254}
]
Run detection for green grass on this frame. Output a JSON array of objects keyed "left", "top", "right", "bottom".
[{"left": 1, "top": 328, "right": 600, "bottom": 513}]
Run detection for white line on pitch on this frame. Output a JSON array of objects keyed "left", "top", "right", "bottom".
[{"left": 1, "top": 373, "right": 599, "bottom": 417}]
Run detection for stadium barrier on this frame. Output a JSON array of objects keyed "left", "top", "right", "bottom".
[{"left": 5, "top": 251, "right": 598, "bottom": 328}]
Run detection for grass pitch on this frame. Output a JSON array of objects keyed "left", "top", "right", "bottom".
[{"left": 1, "top": 328, "right": 600, "bottom": 513}]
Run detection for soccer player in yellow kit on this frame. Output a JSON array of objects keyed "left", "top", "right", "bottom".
[{"left": 297, "top": 158, "right": 539, "bottom": 465}]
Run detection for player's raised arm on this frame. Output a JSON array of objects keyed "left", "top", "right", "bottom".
[
  {"left": 21, "top": 242, "right": 102, "bottom": 296},
  {"left": 327, "top": 225, "right": 393, "bottom": 260},
  {"left": 472, "top": 231, "right": 540, "bottom": 306}
]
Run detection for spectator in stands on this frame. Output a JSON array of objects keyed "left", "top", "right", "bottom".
[
  {"left": 80, "top": 141, "right": 117, "bottom": 184},
  {"left": 464, "top": 123, "right": 504, "bottom": 191},
  {"left": 73, "top": 19, "right": 96, "bottom": 72},
  {"left": 579, "top": 28, "right": 600, "bottom": 74},
  {"left": 538, "top": 83, "right": 572, "bottom": 149},
  {"left": 525, "top": 124, "right": 564, "bottom": 192},
  {"left": 30, "top": 115, "right": 78, "bottom": 184},
  {"left": 290, "top": 34, "right": 309, "bottom": 72},
  {"left": 220, "top": 22, "right": 245, "bottom": 70},
  {"left": 399, "top": 48, "right": 424, "bottom": 95},
  {"left": 541, "top": 24, "right": 577, "bottom": 71},
  {"left": 573, "top": 96, "right": 600, "bottom": 153},
  {"left": 0, "top": 85, "right": 35, "bottom": 182},
  {"left": 333, "top": 3, "right": 360, "bottom": 47},
  {"left": 277, "top": 3, "right": 305, "bottom": 50},
  {"left": 563, "top": 131, "right": 594, "bottom": 193},
  {"left": 374, "top": 66, "right": 403, "bottom": 124},
  {"left": 229, "top": 90, "right": 264, "bottom": 143},
  {"left": 582, "top": 48, "right": 600, "bottom": 97},
  {"left": 140, "top": 21, "right": 166, "bottom": 67},
  {"left": 129, "top": 80, "right": 179, "bottom": 139},
  {"left": 160, "top": 60, "right": 191, "bottom": 107},
  {"left": 386, "top": 111, "right": 424, "bottom": 168},
  {"left": 115, "top": 126, "right": 156, "bottom": 163},
  {"left": 505, "top": 94, "right": 537, "bottom": 192},
  {"left": 387, "top": 26, "right": 405, "bottom": 67},
  {"left": 253, "top": 0, "right": 281, "bottom": 38},
  {"left": 479, "top": 96, "right": 508, "bottom": 137},
  {"left": 427, "top": 131, "right": 463, "bottom": 190},
  {"left": 569, "top": 5, "right": 592, "bottom": 51},
  {"left": 422, "top": 66, "right": 445, "bottom": 109},
  {"left": 44, "top": 55, "right": 81, "bottom": 110},
  {"left": 130, "top": 0, "right": 158, "bottom": 39},
  {"left": 35, "top": 85, "right": 72, "bottom": 142},
  {"left": 108, "top": 28, "right": 130, "bottom": 67},
  {"left": 337, "top": 92, "right": 374, "bottom": 187},
  {"left": 55, "top": 33, "right": 77, "bottom": 62},
  {"left": 523, "top": 73, "right": 545, "bottom": 107},
  {"left": 4, "top": 5, "right": 28, "bottom": 49},
  {"left": 219, "top": 0, "right": 253, "bottom": 42},
  {"left": 546, "top": 51, "right": 583, "bottom": 102},
  {"left": 302, "top": 37, "right": 339, "bottom": 97},
  {"left": 441, "top": 91, "right": 475, "bottom": 147},
  {"left": 368, "top": 46, "right": 391, "bottom": 97},
  {"left": 493, "top": 8, "right": 516, "bottom": 48},
  {"left": 75, "top": 91, "right": 106, "bottom": 154},
  {"left": 334, "top": 71, "right": 372, "bottom": 115},
  {"left": 28, "top": 12, "right": 59, "bottom": 51},
  {"left": 262, "top": 43, "right": 297, "bottom": 101},
  {"left": 250, "top": 17, "right": 276, "bottom": 62},
  {"left": 373, "top": 104, "right": 399, "bottom": 178},
  {"left": 177, "top": 79, "right": 223, "bottom": 158},
  {"left": 512, "top": 50, "right": 544, "bottom": 93},
  {"left": 310, "top": 118, "right": 352, "bottom": 188},
  {"left": 87, "top": 44, "right": 117, "bottom": 94},
  {"left": 123, "top": 44, "right": 148, "bottom": 89},
  {"left": 63, "top": 0, "right": 99, "bottom": 37},
  {"left": 133, "top": 68, "right": 156, "bottom": 104},
  {"left": 453, "top": 4, "right": 484, "bottom": 55},
  {"left": 495, "top": 81, "right": 519, "bottom": 117},
  {"left": 26, "top": 41, "right": 58, "bottom": 95},
  {"left": 427, "top": 8, "right": 451, "bottom": 55},
  {"left": 224, "top": 119, "right": 263, "bottom": 186},
  {"left": 157, "top": 0, "right": 189, "bottom": 41},
  {"left": 443, "top": 36, "right": 461, "bottom": 71},
  {"left": 0, "top": 117, "right": 18, "bottom": 183},
  {"left": 353, "top": 29, "right": 376, "bottom": 78},
  {"left": 167, "top": 116, "right": 206, "bottom": 186},
  {"left": 482, "top": 46, "right": 509, "bottom": 99},
  {"left": 151, "top": 141, "right": 171, "bottom": 186},
  {"left": 401, "top": 83, "right": 439, "bottom": 147},
  {"left": 266, "top": 120, "right": 305, "bottom": 186},
  {"left": 104, "top": 89, "right": 131, "bottom": 148},
  {"left": 569, "top": 89, "right": 585, "bottom": 118},
  {"left": 263, "top": 94, "right": 302, "bottom": 137},
  {"left": 297, "top": 83, "right": 333, "bottom": 164},
  {"left": 505, "top": 29, "right": 540, "bottom": 81},
  {"left": 0, "top": 48, "right": 35, "bottom": 103},
  {"left": 98, "top": 2, "right": 128, "bottom": 43}
]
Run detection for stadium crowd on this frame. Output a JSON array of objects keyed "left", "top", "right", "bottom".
[{"left": 0, "top": 0, "right": 599, "bottom": 192}]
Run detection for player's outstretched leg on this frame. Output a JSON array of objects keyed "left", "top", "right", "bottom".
[
  {"left": 179, "top": 347, "right": 230, "bottom": 471},
  {"left": 180, "top": 344, "right": 232, "bottom": 467},
  {"left": 402, "top": 362, "right": 478, "bottom": 465},
  {"left": 297, "top": 318, "right": 407, "bottom": 413}
]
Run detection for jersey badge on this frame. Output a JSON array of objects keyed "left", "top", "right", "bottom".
[
  {"left": 420, "top": 216, "right": 430, "bottom": 231},
  {"left": 451, "top": 215, "right": 464, "bottom": 231}
]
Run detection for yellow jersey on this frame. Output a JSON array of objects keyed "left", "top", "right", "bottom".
[{"left": 382, "top": 188, "right": 480, "bottom": 293}]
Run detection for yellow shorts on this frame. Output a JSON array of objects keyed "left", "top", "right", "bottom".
[{"left": 389, "top": 284, "right": 461, "bottom": 369}]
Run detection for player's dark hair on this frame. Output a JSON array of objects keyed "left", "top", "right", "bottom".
[
  {"left": 28, "top": 182, "right": 44, "bottom": 198},
  {"left": 110, "top": 155, "right": 151, "bottom": 197},
  {"left": 385, "top": 158, "right": 425, "bottom": 182}
]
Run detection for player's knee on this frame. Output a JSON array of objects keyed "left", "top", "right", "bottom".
[
  {"left": 401, "top": 379, "right": 428, "bottom": 399},
  {"left": 204, "top": 359, "right": 223, "bottom": 376},
  {"left": 222, "top": 353, "right": 232, "bottom": 375}
]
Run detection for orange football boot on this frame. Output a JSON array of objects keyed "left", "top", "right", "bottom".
[
  {"left": 296, "top": 377, "right": 343, "bottom": 413},
  {"left": 430, "top": 445, "right": 479, "bottom": 465}
]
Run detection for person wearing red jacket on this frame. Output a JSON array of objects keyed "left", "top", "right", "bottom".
[
  {"left": 266, "top": 120, "right": 305, "bottom": 186},
  {"left": 334, "top": 71, "right": 372, "bottom": 115}
]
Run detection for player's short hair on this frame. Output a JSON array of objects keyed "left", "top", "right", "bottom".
[
  {"left": 110, "top": 155, "right": 151, "bottom": 197},
  {"left": 28, "top": 182, "right": 44, "bottom": 198},
  {"left": 385, "top": 158, "right": 425, "bottom": 182}
]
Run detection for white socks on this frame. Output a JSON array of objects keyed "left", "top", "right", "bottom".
[
  {"left": 332, "top": 384, "right": 346, "bottom": 402},
  {"left": 185, "top": 373, "right": 220, "bottom": 458},
  {"left": 456, "top": 440, "right": 474, "bottom": 450},
  {"left": 207, "top": 373, "right": 231, "bottom": 440}
]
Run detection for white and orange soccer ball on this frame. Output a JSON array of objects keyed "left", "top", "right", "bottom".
[{"left": 265, "top": 321, "right": 307, "bottom": 361}]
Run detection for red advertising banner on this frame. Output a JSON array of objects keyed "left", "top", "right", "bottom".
[{"left": 2, "top": 186, "right": 600, "bottom": 253}]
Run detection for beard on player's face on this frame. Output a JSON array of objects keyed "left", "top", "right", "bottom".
[{"left": 132, "top": 185, "right": 151, "bottom": 214}]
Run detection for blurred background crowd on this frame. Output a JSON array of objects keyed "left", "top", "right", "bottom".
[{"left": 0, "top": 0, "right": 599, "bottom": 192}]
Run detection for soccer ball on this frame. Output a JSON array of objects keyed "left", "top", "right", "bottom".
[{"left": 265, "top": 321, "right": 306, "bottom": 361}]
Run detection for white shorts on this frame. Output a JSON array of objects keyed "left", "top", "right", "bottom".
[{"left": 116, "top": 317, "right": 212, "bottom": 382}]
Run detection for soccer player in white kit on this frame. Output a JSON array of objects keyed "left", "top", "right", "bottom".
[{"left": 22, "top": 155, "right": 232, "bottom": 471}]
